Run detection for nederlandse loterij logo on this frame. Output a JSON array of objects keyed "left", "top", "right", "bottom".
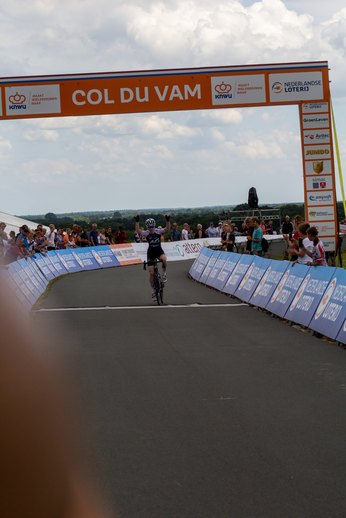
[
  {"left": 9, "top": 92, "right": 27, "bottom": 110},
  {"left": 314, "top": 278, "right": 337, "bottom": 320},
  {"left": 290, "top": 274, "right": 310, "bottom": 311},
  {"left": 272, "top": 82, "right": 283, "bottom": 93}
]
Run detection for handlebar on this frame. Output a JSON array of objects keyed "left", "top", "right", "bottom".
[{"left": 143, "top": 258, "right": 164, "bottom": 270}]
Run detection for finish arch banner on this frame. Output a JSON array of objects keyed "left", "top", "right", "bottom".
[
  {"left": 234, "top": 256, "right": 271, "bottom": 303},
  {"left": 222, "top": 254, "right": 254, "bottom": 296},
  {"left": 266, "top": 263, "right": 310, "bottom": 318},
  {"left": 248, "top": 260, "right": 290, "bottom": 309},
  {"left": 212, "top": 252, "right": 241, "bottom": 292},
  {"left": 205, "top": 251, "right": 230, "bottom": 288},
  {"left": 309, "top": 269, "right": 346, "bottom": 340},
  {"left": 285, "top": 266, "right": 337, "bottom": 327}
]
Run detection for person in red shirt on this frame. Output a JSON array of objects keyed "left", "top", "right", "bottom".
[{"left": 114, "top": 226, "right": 126, "bottom": 244}]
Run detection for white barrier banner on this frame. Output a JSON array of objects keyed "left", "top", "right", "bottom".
[{"left": 132, "top": 238, "right": 221, "bottom": 261}]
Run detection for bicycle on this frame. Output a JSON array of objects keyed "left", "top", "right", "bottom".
[{"left": 143, "top": 258, "right": 164, "bottom": 305}]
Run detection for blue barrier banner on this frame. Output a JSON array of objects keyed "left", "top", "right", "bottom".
[
  {"left": 248, "top": 261, "right": 290, "bottom": 309},
  {"left": 42, "top": 254, "right": 59, "bottom": 277},
  {"left": 309, "top": 269, "right": 346, "bottom": 340},
  {"left": 285, "top": 266, "right": 337, "bottom": 326},
  {"left": 27, "top": 257, "right": 49, "bottom": 289},
  {"left": 54, "top": 250, "right": 83, "bottom": 273},
  {"left": 48, "top": 252, "right": 67, "bottom": 276},
  {"left": 189, "top": 247, "right": 213, "bottom": 281},
  {"left": 266, "top": 263, "right": 310, "bottom": 318},
  {"left": 8, "top": 263, "right": 36, "bottom": 306},
  {"left": 1, "top": 269, "right": 32, "bottom": 312},
  {"left": 88, "top": 246, "right": 120, "bottom": 268},
  {"left": 212, "top": 252, "right": 241, "bottom": 292},
  {"left": 70, "top": 248, "right": 102, "bottom": 270},
  {"left": 233, "top": 256, "right": 271, "bottom": 303},
  {"left": 21, "top": 258, "right": 45, "bottom": 296},
  {"left": 15, "top": 260, "right": 42, "bottom": 301},
  {"left": 199, "top": 250, "right": 220, "bottom": 284},
  {"left": 222, "top": 254, "right": 254, "bottom": 296},
  {"left": 205, "top": 251, "right": 230, "bottom": 287},
  {"left": 33, "top": 254, "right": 55, "bottom": 281}
]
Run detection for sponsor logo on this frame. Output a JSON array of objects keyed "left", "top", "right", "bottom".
[
  {"left": 214, "top": 82, "right": 232, "bottom": 99},
  {"left": 72, "top": 252, "right": 84, "bottom": 268},
  {"left": 272, "top": 82, "right": 283, "bottom": 93},
  {"left": 303, "top": 116, "right": 328, "bottom": 124},
  {"left": 271, "top": 270, "right": 289, "bottom": 303},
  {"left": 253, "top": 267, "right": 271, "bottom": 297},
  {"left": 304, "top": 133, "right": 330, "bottom": 141},
  {"left": 57, "top": 253, "right": 69, "bottom": 270},
  {"left": 290, "top": 274, "right": 310, "bottom": 311},
  {"left": 306, "top": 148, "right": 329, "bottom": 156},
  {"left": 309, "top": 194, "right": 332, "bottom": 202},
  {"left": 91, "top": 249, "right": 103, "bottom": 265},
  {"left": 8, "top": 92, "right": 27, "bottom": 110},
  {"left": 238, "top": 262, "right": 254, "bottom": 290},
  {"left": 315, "top": 278, "right": 337, "bottom": 319}
]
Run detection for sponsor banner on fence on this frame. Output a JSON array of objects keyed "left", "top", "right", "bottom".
[
  {"left": 15, "top": 260, "right": 42, "bottom": 300},
  {"left": 211, "top": 74, "right": 266, "bottom": 106},
  {"left": 42, "top": 254, "right": 60, "bottom": 277},
  {"left": 266, "top": 263, "right": 309, "bottom": 318},
  {"left": 306, "top": 191, "right": 334, "bottom": 206},
  {"left": 188, "top": 247, "right": 213, "bottom": 281},
  {"left": 205, "top": 251, "right": 231, "bottom": 287},
  {"left": 269, "top": 72, "right": 323, "bottom": 103},
  {"left": 54, "top": 250, "right": 83, "bottom": 273},
  {"left": 70, "top": 248, "right": 101, "bottom": 270},
  {"left": 133, "top": 238, "right": 220, "bottom": 263},
  {"left": 222, "top": 254, "right": 254, "bottom": 296},
  {"left": 5, "top": 84, "right": 61, "bottom": 117},
  {"left": 212, "top": 252, "right": 241, "bottom": 292},
  {"left": 48, "top": 252, "right": 67, "bottom": 275},
  {"left": 199, "top": 250, "right": 221, "bottom": 284},
  {"left": 248, "top": 260, "right": 290, "bottom": 309},
  {"left": 8, "top": 262, "right": 37, "bottom": 306},
  {"left": 1, "top": 269, "right": 32, "bottom": 314},
  {"left": 309, "top": 269, "right": 346, "bottom": 340},
  {"left": 303, "top": 130, "right": 330, "bottom": 144},
  {"left": 285, "top": 266, "right": 337, "bottom": 326},
  {"left": 33, "top": 254, "right": 55, "bottom": 280},
  {"left": 88, "top": 246, "right": 120, "bottom": 268},
  {"left": 21, "top": 259, "right": 45, "bottom": 296},
  {"left": 302, "top": 102, "right": 329, "bottom": 113},
  {"left": 27, "top": 257, "right": 49, "bottom": 289},
  {"left": 110, "top": 244, "right": 142, "bottom": 265},
  {"left": 233, "top": 256, "right": 270, "bottom": 303}
]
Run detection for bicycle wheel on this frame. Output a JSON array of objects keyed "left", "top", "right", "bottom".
[{"left": 154, "top": 270, "right": 162, "bottom": 306}]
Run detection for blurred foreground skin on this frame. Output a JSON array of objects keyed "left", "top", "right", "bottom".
[{"left": 0, "top": 278, "right": 111, "bottom": 518}]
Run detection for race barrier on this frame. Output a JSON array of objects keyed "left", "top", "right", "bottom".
[{"left": 189, "top": 248, "right": 346, "bottom": 346}]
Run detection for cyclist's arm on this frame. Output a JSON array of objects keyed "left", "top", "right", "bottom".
[
  {"left": 135, "top": 214, "right": 141, "bottom": 235},
  {"left": 164, "top": 214, "right": 171, "bottom": 233}
]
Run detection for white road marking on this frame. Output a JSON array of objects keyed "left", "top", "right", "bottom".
[{"left": 35, "top": 303, "right": 249, "bottom": 312}]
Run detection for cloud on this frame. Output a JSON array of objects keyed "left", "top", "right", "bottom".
[{"left": 23, "top": 130, "right": 59, "bottom": 141}]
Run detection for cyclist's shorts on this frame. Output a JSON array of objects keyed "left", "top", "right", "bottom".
[{"left": 147, "top": 247, "right": 165, "bottom": 266}]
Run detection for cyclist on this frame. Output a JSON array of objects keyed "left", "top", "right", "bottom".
[{"left": 135, "top": 213, "right": 170, "bottom": 300}]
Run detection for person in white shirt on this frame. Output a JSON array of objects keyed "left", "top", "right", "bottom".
[
  {"left": 288, "top": 222, "right": 313, "bottom": 265},
  {"left": 46, "top": 224, "right": 57, "bottom": 251},
  {"left": 207, "top": 222, "right": 219, "bottom": 238},
  {"left": 182, "top": 223, "right": 190, "bottom": 240}
]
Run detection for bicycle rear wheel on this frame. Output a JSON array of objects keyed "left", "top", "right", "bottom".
[{"left": 154, "top": 271, "right": 162, "bottom": 306}]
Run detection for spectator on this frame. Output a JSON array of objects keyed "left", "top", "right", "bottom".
[
  {"left": 281, "top": 215, "right": 294, "bottom": 236},
  {"left": 182, "top": 223, "right": 190, "bottom": 240},
  {"left": 260, "top": 219, "right": 266, "bottom": 233},
  {"left": 8, "top": 230, "right": 16, "bottom": 246},
  {"left": 80, "top": 227, "right": 90, "bottom": 247},
  {"left": 71, "top": 224, "right": 82, "bottom": 247},
  {"left": 194, "top": 224, "right": 205, "bottom": 239},
  {"left": 207, "top": 222, "right": 219, "bottom": 238},
  {"left": 217, "top": 222, "right": 223, "bottom": 237},
  {"left": 170, "top": 223, "right": 181, "bottom": 242},
  {"left": 35, "top": 223, "right": 43, "bottom": 234},
  {"left": 288, "top": 222, "right": 313, "bottom": 265},
  {"left": 114, "top": 226, "right": 126, "bottom": 244},
  {"left": 3, "top": 237, "right": 29, "bottom": 264},
  {"left": 304, "top": 227, "right": 328, "bottom": 267},
  {"left": 66, "top": 233, "right": 79, "bottom": 249},
  {"left": 244, "top": 217, "right": 253, "bottom": 254},
  {"left": 17, "top": 225, "right": 30, "bottom": 251},
  {"left": 239, "top": 222, "right": 248, "bottom": 236},
  {"left": 221, "top": 224, "right": 235, "bottom": 252},
  {"left": 105, "top": 227, "right": 114, "bottom": 245},
  {"left": 98, "top": 228, "right": 107, "bottom": 245},
  {"left": 133, "top": 231, "right": 141, "bottom": 243},
  {"left": 265, "top": 220, "right": 274, "bottom": 235},
  {"left": 247, "top": 217, "right": 263, "bottom": 256},
  {"left": 89, "top": 224, "right": 98, "bottom": 247},
  {"left": 63, "top": 228, "right": 71, "bottom": 249},
  {"left": 46, "top": 224, "right": 57, "bottom": 251},
  {"left": 56, "top": 228, "right": 64, "bottom": 249}
]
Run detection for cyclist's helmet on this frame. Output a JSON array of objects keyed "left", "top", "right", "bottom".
[{"left": 145, "top": 218, "right": 156, "bottom": 228}]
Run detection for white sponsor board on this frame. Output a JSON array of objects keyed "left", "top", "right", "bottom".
[
  {"left": 269, "top": 72, "right": 323, "bottom": 103},
  {"left": 132, "top": 238, "right": 221, "bottom": 261},
  {"left": 304, "top": 144, "right": 331, "bottom": 160},
  {"left": 303, "top": 130, "right": 330, "bottom": 144},
  {"left": 211, "top": 75, "right": 266, "bottom": 106},
  {"left": 304, "top": 159, "right": 332, "bottom": 176},
  {"left": 307, "top": 191, "right": 334, "bottom": 206},
  {"left": 322, "top": 237, "right": 337, "bottom": 252},
  {"left": 302, "top": 102, "right": 329, "bottom": 113},
  {"left": 5, "top": 84, "right": 61, "bottom": 116},
  {"left": 308, "top": 206, "right": 335, "bottom": 221},
  {"left": 302, "top": 114, "right": 329, "bottom": 129},
  {"left": 305, "top": 175, "right": 333, "bottom": 191},
  {"left": 313, "top": 221, "right": 336, "bottom": 238}
]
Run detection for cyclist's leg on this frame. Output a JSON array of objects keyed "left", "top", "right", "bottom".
[{"left": 159, "top": 253, "right": 167, "bottom": 282}]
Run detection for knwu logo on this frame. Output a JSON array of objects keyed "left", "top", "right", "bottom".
[
  {"left": 9, "top": 92, "right": 27, "bottom": 110},
  {"left": 214, "top": 82, "right": 232, "bottom": 99}
]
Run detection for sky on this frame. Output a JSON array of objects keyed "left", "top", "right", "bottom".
[{"left": 0, "top": 0, "right": 345, "bottom": 216}]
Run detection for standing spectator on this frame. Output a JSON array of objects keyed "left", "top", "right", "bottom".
[
  {"left": 46, "top": 224, "right": 57, "bottom": 251},
  {"left": 194, "top": 224, "right": 205, "bottom": 239},
  {"left": 89, "top": 224, "right": 98, "bottom": 247},
  {"left": 114, "top": 226, "right": 126, "bottom": 244},
  {"left": 207, "top": 222, "right": 219, "bottom": 238},
  {"left": 217, "top": 222, "right": 223, "bottom": 237},
  {"left": 56, "top": 228, "right": 64, "bottom": 249},
  {"left": 35, "top": 223, "right": 43, "bottom": 234},
  {"left": 98, "top": 228, "right": 107, "bottom": 245},
  {"left": 247, "top": 217, "right": 263, "bottom": 256},
  {"left": 260, "top": 219, "right": 266, "bottom": 233},
  {"left": 281, "top": 215, "right": 294, "bottom": 236},
  {"left": 133, "top": 231, "right": 141, "bottom": 243},
  {"left": 80, "top": 227, "right": 90, "bottom": 247},
  {"left": 244, "top": 217, "right": 253, "bottom": 254},
  {"left": 304, "top": 227, "right": 328, "bottom": 267},
  {"left": 221, "top": 225, "right": 235, "bottom": 252},
  {"left": 105, "top": 227, "right": 114, "bottom": 245},
  {"left": 63, "top": 228, "right": 71, "bottom": 249},
  {"left": 182, "top": 223, "right": 190, "bottom": 241},
  {"left": 17, "top": 225, "right": 30, "bottom": 251},
  {"left": 265, "top": 220, "right": 274, "bottom": 235},
  {"left": 288, "top": 223, "right": 313, "bottom": 265},
  {"left": 170, "top": 223, "right": 181, "bottom": 242},
  {"left": 71, "top": 224, "right": 82, "bottom": 247}
]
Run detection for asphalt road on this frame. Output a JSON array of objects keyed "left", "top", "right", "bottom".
[{"left": 36, "top": 260, "right": 346, "bottom": 518}]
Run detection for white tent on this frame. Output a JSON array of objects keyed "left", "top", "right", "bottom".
[{"left": 0, "top": 211, "right": 48, "bottom": 236}]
